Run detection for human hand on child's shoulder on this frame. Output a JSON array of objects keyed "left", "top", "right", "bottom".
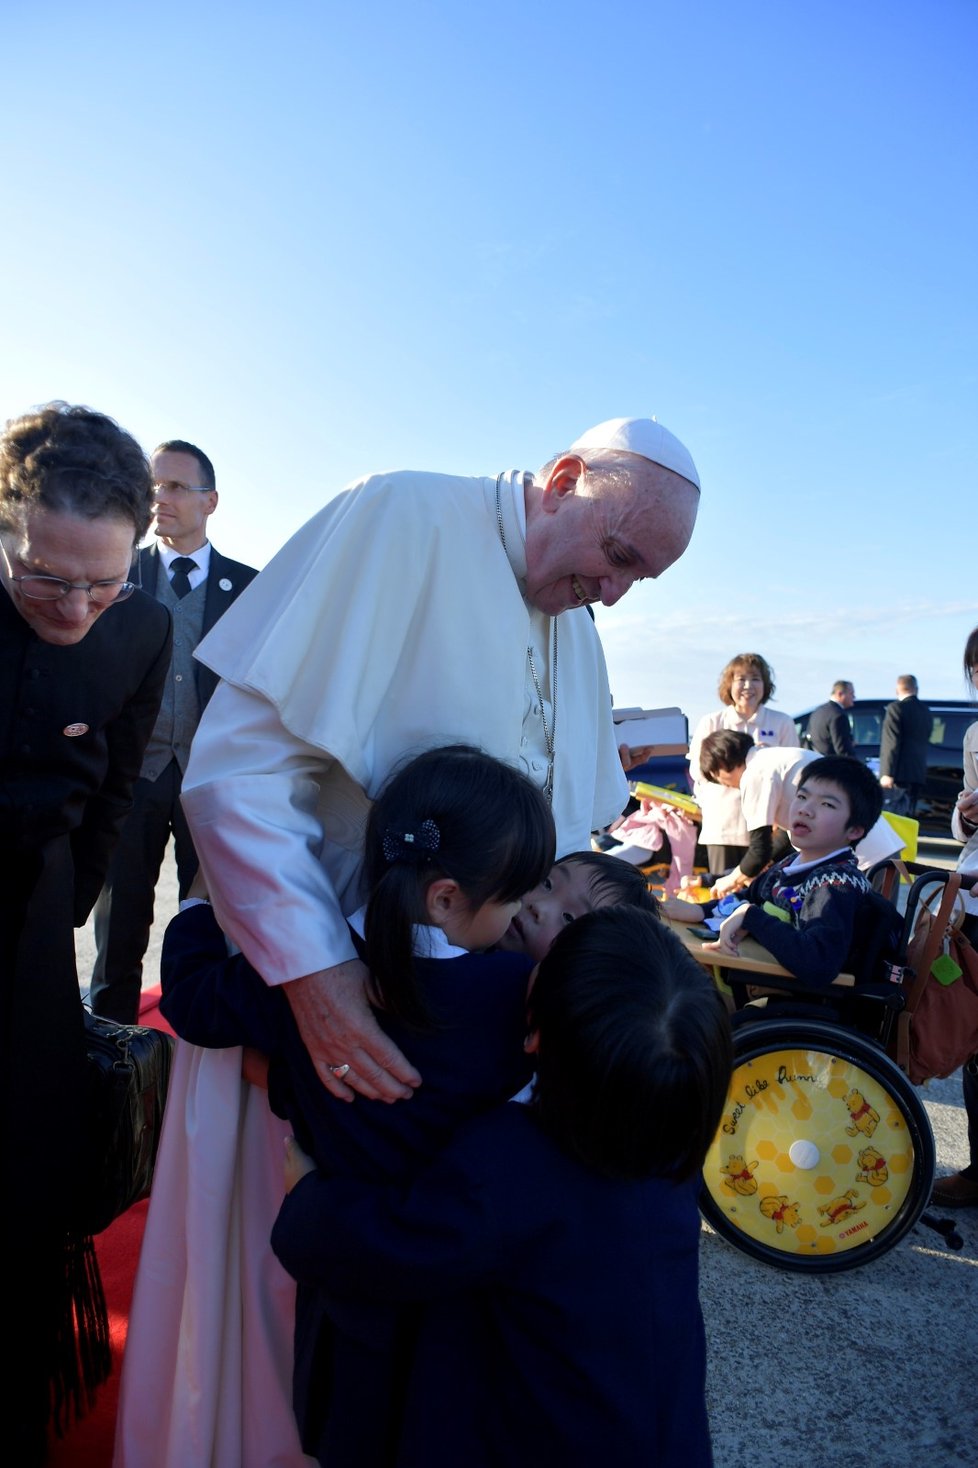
[{"left": 284, "top": 1135, "right": 316, "bottom": 1194}]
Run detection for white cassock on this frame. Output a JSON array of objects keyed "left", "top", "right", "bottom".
[{"left": 115, "top": 470, "right": 626, "bottom": 1468}]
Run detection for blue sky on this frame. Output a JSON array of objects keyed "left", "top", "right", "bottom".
[{"left": 2, "top": 0, "right": 975, "bottom": 731}]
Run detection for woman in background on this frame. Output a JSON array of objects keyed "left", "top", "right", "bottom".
[
  {"left": 932, "top": 626, "right": 978, "bottom": 1209},
  {"left": 688, "top": 653, "right": 798, "bottom": 877}
]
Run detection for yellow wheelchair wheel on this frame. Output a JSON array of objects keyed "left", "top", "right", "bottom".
[{"left": 700, "top": 1020, "right": 935, "bottom": 1273}]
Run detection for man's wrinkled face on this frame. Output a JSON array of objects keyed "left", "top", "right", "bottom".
[{"left": 523, "top": 456, "right": 698, "bottom": 616}]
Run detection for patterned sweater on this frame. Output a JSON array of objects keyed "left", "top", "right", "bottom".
[{"left": 739, "top": 848, "right": 892, "bottom": 986}]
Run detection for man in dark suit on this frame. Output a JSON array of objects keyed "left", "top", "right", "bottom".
[
  {"left": 90, "top": 440, "right": 258, "bottom": 1022},
  {"left": 879, "top": 674, "right": 932, "bottom": 817},
  {"left": 807, "top": 680, "right": 856, "bottom": 757}
]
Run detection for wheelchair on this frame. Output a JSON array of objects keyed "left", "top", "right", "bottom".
[{"left": 699, "top": 863, "right": 972, "bottom": 1273}]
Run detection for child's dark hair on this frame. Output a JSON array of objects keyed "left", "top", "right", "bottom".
[
  {"left": 698, "top": 729, "right": 754, "bottom": 783},
  {"left": 797, "top": 755, "right": 882, "bottom": 839},
  {"left": 363, "top": 745, "right": 555, "bottom": 1024},
  {"left": 555, "top": 851, "right": 661, "bottom": 917},
  {"left": 527, "top": 908, "right": 732, "bottom": 1181}
]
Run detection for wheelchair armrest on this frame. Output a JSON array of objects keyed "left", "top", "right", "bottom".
[
  {"left": 718, "top": 969, "right": 906, "bottom": 1013},
  {"left": 717, "top": 968, "right": 851, "bottom": 1003},
  {"left": 844, "top": 982, "right": 907, "bottom": 1014}
]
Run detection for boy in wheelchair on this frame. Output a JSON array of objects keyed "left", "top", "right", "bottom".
[{"left": 668, "top": 757, "right": 900, "bottom": 995}]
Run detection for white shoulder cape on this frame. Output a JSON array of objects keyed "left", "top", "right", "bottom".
[{"left": 194, "top": 469, "right": 625, "bottom": 847}]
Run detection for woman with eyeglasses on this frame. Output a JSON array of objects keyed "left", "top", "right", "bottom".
[{"left": 0, "top": 402, "right": 171, "bottom": 1465}]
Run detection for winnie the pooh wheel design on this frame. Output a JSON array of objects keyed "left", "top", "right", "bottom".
[{"left": 700, "top": 1020, "right": 935, "bottom": 1272}]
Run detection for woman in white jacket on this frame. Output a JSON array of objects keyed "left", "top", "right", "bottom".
[{"left": 688, "top": 653, "right": 798, "bottom": 880}]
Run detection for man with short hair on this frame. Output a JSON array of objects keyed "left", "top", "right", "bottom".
[
  {"left": 693, "top": 732, "right": 903, "bottom": 901},
  {"left": 90, "top": 440, "right": 258, "bottom": 1023},
  {"left": 182, "top": 417, "right": 701, "bottom": 1096},
  {"left": 807, "top": 680, "right": 856, "bottom": 757},
  {"left": 879, "top": 674, "right": 932, "bottom": 817}
]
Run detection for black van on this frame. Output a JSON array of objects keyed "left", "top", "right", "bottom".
[{"left": 794, "top": 699, "right": 977, "bottom": 837}]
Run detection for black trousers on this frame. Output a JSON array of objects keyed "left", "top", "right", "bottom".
[
  {"left": 706, "top": 843, "right": 748, "bottom": 876},
  {"left": 2, "top": 837, "right": 100, "bottom": 1461},
  {"left": 90, "top": 758, "right": 198, "bottom": 1024}
]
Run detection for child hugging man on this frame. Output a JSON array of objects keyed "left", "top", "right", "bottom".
[{"left": 672, "top": 756, "right": 896, "bottom": 986}]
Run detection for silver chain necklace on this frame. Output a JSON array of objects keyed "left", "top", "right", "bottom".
[{"left": 495, "top": 473, "right": 557, "bottom": 802}]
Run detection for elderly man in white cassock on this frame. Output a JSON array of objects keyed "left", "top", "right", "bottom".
[
  {"left": 182, "top": 415, "right": 701, "bottom": 1099},
  {"left": 116, "top": 416, "right": 701, "bottom": 1468}
]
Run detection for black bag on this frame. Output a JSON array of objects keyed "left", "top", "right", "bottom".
[{"left": 74, "top": 1009, "right": 175, "bottom": 1236}]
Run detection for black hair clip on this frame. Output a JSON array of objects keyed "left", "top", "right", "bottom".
[{"left": 382, "top": 819, "right": 441, "bottom": 865}]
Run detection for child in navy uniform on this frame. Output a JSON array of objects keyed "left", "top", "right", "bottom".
[
  {"left": 671, "top": 756, "right": 895, "bottom": 985},
  {"left": 160, "top": 747, "right": 660, "bottom": 1465},
  {"left": 277, "top": 907, "right": 731, "bottom": 1468}
]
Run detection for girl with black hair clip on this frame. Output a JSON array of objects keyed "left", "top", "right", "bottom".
[
  {"left": 276, "top": 908, "right": 732, "bottom": 1468},
  {"left": 160, "top": 745, "right": 555, "bottom": 1464}
]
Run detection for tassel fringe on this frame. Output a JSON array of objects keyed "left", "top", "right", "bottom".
[{"left": 49, "top": 1232, "right": 111, "bottom": 1437}]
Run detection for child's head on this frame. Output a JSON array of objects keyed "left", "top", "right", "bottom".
[
  {"left": 363, "top": 745, "right": 556, "bottom": 1023},
  {"left": 791, "top": 756, "right": 882, "bottom": 857},
  {"left": 496, "top": 851, "right": 660, "bottom": 961},
  {"left": 526, "top": 907, "right": 732, "bottom": 1182},
  {"left": 698, "top": 728, "right": 753, "bottom": 786}
]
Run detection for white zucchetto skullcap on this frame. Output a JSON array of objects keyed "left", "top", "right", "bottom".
[{"left": 569, "top": 416, "right": 700, "bottom": 491}]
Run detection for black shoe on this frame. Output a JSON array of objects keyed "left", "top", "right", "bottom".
[{"left": 931, "top": 1171, "right": 978, "bottom": 1208}]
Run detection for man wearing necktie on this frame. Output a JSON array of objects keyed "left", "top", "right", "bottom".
[{"left": 90, "top": 440, "right": 258, "bottom": 1022}]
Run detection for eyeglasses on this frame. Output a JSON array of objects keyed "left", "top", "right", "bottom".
[
  {"left": 152, "top": 480, "right": 213, "bottom": 498},
  {"left": 0, "top": 537, "right": 138, "bottom": 606}
]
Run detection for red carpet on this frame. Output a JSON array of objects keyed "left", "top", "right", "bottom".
[{"left": 48, "top": 989, "right": 172, "bottom": 1468}]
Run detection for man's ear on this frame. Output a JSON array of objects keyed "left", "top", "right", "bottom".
[
  {"left": 425, "top": 877, "right": 465, "bottom": 927},
  {"left": 540, "top": 454, "right": 586, "bottom": 513},
  {"left": 523, "top": 1027, "right": 540, "bottom": 1055},
  {"left": 846, "top": 825, "right": 866, "bottom": 845}
]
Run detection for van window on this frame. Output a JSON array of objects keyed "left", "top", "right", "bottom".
[
  {"left": 934, "top": 712, "right": 978, "bottom": 750},
  {"left": 851, "top": 709, "right": 882, "bottom": 745}
]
